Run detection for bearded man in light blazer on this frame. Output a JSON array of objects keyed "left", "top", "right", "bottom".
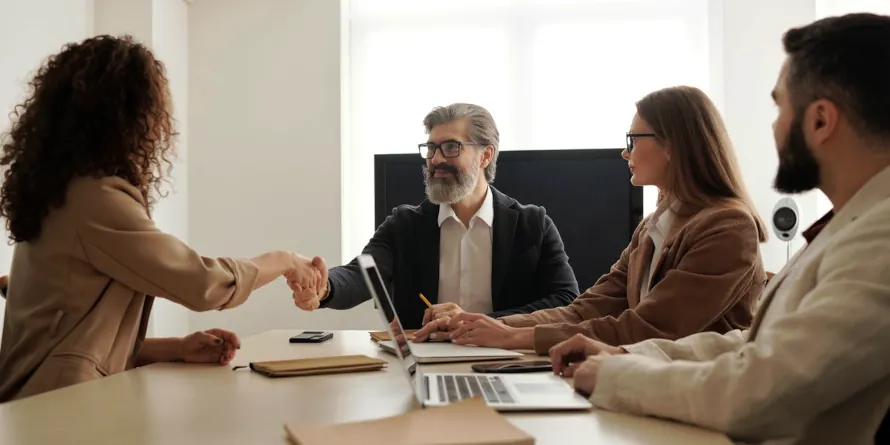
[{"left": 547, "top": 13, "right": 890, "bottom": 445}]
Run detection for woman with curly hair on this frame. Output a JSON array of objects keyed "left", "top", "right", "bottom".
[{"left": 0, "top": 35, "right": 323, "bottom": 402}]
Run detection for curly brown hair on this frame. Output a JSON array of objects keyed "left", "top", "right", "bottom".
[{"left": 0, "top": 34, "right": 176, "bottom": 243}]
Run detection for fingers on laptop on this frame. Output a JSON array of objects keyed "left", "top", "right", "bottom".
[{"left": 413, "top": 317, "right": 447, "bottom": 342}]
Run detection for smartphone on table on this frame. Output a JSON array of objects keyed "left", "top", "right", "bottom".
[
  {"left": 471, "top": 360, "right": 553, "bottom": 373},
  {"left": 289, "top": 331, "right": 334, "bottom": 343}
]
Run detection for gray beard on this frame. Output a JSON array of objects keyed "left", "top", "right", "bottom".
[{"left": 424, "top": 165, "right": 479, "bottom": 204}]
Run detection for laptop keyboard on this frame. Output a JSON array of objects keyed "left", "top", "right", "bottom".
[{"left": 432, "top": 374, "right": 516, "bottom": 404}]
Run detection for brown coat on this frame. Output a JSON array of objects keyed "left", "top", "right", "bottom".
[
  {"left": 500, "top": 201, "right": 765, "bottom": 355},
  {"left": 0, "top": 176, "right": 259, "bottom": 403}
]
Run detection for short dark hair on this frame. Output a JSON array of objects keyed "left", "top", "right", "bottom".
[{"left": 782, "top": 13, "right": 890, "bottom": 141}]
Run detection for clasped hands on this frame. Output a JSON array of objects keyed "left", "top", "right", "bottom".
[
  {"left": 179, "top": 329, "right": 241, "bottom": 365},
  {"left": 280, "top": 259, "right": 627, "bottom": 396},
  {"left": 283, "top": 253, "right": 329, "bottom": 310},
  {"left": 412, "top": 310, "right": 534, "bottom": 350}
]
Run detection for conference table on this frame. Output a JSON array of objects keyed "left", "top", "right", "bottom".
[{"left": 0, "top": 330, "right": 732, "bottom": 445}]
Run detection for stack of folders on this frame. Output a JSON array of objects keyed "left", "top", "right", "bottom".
[
  {"left": 369, "top": 330, "right": 417, "bottom": 343},
  {"left": 285, "top": 398, "right": 535, "bottom": 445}
]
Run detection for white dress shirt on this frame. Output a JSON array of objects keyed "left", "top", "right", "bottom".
[
  {"left": 639, "top": 200, "right": 678, "bottom": 301},
  {"left": 436, "top": 187, "right": 494, "bottom": 314}
]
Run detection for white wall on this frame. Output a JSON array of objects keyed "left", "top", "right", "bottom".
[
  {"left": 713, "top": 0, "right": 890, "bottom": 272},
  {"left": 817, "top": 0, "right": 890, "bottom": 17},
  {"left": 185, "top": 0, "right": 837, "bottom": 337},
  {"left": 187, "top": 0, "right": 376, "bottom": 338},
  {"left": 93, "top": 0, "right": 151, "bottom": 40},
  {"left": 149, "top": 0, "right": 191, "bottom": 338},
  {"left": 0, "top": 0, "right": 191, "bottom": 339},
  {"left": 0, "top": 0, "right": 94, "bottom": 336},
  {"left": 3, "top": 0, "right": 880, "bottom": 339},
  {"left": 92, "top": 0, "right": 191, "bottom": 339},
  {"left": 712, "top": 0, "right": 823, "bottom": 273},
  {"left": 814, "top": 0, "right": 890, "bottom": 217}
]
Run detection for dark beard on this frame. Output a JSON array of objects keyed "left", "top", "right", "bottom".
[{"left": 773, "top": 114, "right": 821, "bottom": 194}]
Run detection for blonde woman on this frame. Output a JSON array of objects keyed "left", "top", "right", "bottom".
[{"left": 415, "top": 86, "right": 767, "bottom": 355}]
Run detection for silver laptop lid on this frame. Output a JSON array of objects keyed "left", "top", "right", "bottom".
[{"left": 357, "top": 254, "right": 422, "bottom": 404}]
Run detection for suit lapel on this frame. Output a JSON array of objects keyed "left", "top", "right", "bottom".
[
  {"left": 491, "top": 191, "right": 517, "bottom": 307},
  {"left": 416, "top": 203, "right": 441, "bottom": 304},
  {"left": 748, "top": 209, "right": 837, "bottom": 339},
  {"left": 747, "top": 250, "right": 802, "bottom": 339},
  {"left": 647, "top": 238, "right": 670, "bottom": 293}
]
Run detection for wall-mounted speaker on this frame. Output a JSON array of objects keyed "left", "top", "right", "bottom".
[{"left": 772, "top": 197, "right": 799, "bottom": 242}]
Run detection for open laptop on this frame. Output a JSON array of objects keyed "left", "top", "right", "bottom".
[
  {"left": 358, "top": 254, "right": 592, "bottom": 411},
  {"left": 376, "top": 340, "right": 524, "bottom": 363},
  {"left": 363, "top": 259, "right": 523, "bottom": 363}
]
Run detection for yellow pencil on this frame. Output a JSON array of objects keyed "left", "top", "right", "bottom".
[{"left": 418, "top": 293, "right": 432, "bottom": 308}]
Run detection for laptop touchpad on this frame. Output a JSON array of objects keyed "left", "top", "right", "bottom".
[{"left": 513, "top": 383, "right": 567, "bottom": 394}]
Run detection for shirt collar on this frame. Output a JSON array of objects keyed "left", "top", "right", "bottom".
[
  {"left": 818, "top": 163, "right": 890, "bottom": 240},
  {"left": 646, "top": 198, "right": 680, "bottom": 238},
  {"left": 802, "top": 211, "right": 834, "bottom": 244},
  {"left": 438, "top": 186, "right": 494, "bottom": 228}
]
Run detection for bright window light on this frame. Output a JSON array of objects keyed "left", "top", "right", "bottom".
[{"left": 345, "top": 0, "right": 710, "bottom": 259}]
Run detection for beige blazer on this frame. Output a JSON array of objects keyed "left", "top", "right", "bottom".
[
  {"left": 500, "top": 200, "right": 766, "bottom": 354},
  {"left": 588, "top": 166, "right": 890, "bottom": 445},
  {"left": 0, "top": 176, "right": 259, "bottom": 403}
]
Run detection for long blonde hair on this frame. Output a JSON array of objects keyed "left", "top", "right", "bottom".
[{"left": 636, "top": 86, "right": 767, "bottom": 242}]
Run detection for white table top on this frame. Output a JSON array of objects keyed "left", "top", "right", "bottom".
[{"left": 0, "top": 330, "right": 732, "bottom": 445}]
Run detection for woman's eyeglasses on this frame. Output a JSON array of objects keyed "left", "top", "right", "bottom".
[{"left": 625, "top": 132, "right": 657, "bottom": 153}]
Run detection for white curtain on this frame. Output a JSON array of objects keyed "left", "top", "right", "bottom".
[{"left": 344, "top": 0, "right": 711, "bottom": 260}]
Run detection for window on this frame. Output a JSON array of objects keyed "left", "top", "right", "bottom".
[
  {"left": 345, "top": 0, "right": 711, "bottom": 260},
  {"left": 816, "top": 0, "right": 890, "bottom": 19}
]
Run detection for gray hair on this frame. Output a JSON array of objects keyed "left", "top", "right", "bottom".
[{"left": 423, "top": 103, "right": 500, "bottom": 182}]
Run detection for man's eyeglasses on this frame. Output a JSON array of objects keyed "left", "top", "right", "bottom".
[
  {"left": 418, "top": 140, "right": 478, "bottom": 159},
  {"left": 625, "top": 132, "right": 657, "bottom": 153}
]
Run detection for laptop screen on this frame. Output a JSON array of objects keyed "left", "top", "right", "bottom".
[{"left": 359, "top": 255, "right": 418, "bottom": 387}]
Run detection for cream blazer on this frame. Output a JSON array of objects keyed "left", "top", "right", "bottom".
[{"left": 588, "top": 166, "right": 890, "bottom": 445}]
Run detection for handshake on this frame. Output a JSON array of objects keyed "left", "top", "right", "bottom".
[{"left": 282, "top": 253, "right": 330, "bottom": 311}]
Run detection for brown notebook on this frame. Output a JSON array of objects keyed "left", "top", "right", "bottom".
[
  {"left": 285, "top": 398, "right": 534, "bottom": 445},
  {"left": 369, "top": 330, "right": 417, "bottom": 342},
  {"left": 247, "top": 354, "right": 387, "bottom": 377}
]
